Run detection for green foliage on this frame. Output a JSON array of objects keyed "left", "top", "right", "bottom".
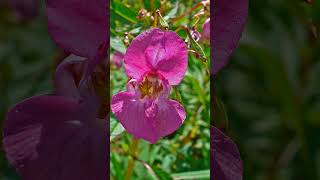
[{"left": 110, "top": 0, "right": 210, "bottom": 179}]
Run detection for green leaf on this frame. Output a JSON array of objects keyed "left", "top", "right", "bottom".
[
  {"left": 110, "top": 37, "right": 126, "bottom": 54},
  {"left": 110, "top": 117, "right": 125, "bottom": 141},
  {"left": 152, "top": 165, "right": 173, "bottom": 180},
  {"left": 171, "top": 169, "right": 210, "bottom": 180},
  {"left": 156, "top": 10, "right": 169, "bottom": 29},
  {"left": 111, "top": 1, "right": 137, "bottom": 24},
  {"left": 186, "top": 29, "right": 206, "bottom": 61},
  {"left": 143, "top": 0, "right": 161, "bottom": 11},
  {"left": 164, "top": 2, "right": 179, "bottom": 20}
]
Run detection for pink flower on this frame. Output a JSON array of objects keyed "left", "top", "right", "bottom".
[
  {"left": 191, "top": 27, "right": 201, "bottom": 42},
  {"left": 111, "top": 28, "right": 188, "bottom": 143},
  {"left": 201, "top": 18, "right": 210, "bottom": 43},
  {"left": 111, "top": 51, "right": 124, "bottom": 69}
]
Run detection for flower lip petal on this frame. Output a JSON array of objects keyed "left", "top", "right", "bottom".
[
  {"left": 212, "top": 0, "right": 248, "bottom": 75},
  {"left": 46, "top": 0, "right": 108, "bottom": 59},
  {"left": 111, "top": 92, "right": 157, "bottom": 142},
  {"left": 111, "top": 91, "right": 185, "bottom": 144},
  {"left": 124, "top": 28, "right": 188, "bottom": 85}
]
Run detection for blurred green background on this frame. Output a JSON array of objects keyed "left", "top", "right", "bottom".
[
  {"left": 214, "top": 0, "right": 320, "bottom": 180},
  {"left": 110, "top": 0, "right": 210, "bottom": 179}
]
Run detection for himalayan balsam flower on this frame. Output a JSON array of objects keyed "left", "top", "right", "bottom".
[
  {"left": 212, "top": 0, "right": 248, "bottom": 75},
  {"left": 112, "top": 51, "right": 124, "bottom": 69},
  {"left": 111, "top": 28, "right": 188, "bottom": 144}
]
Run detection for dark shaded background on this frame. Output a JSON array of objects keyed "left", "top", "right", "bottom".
[
  {"left": 0, "top": 1, "right": 56, "bottom": 179},
  {"left": 214, "top": 0, "right": 320, "bottom": 179},
  {"left": 0, "top": 0, "right": 320, "bottom": 179}
]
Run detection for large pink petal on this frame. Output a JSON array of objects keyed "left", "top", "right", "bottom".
[
  {"left": 111, "top": 92, "right": 185, "bottom": 143},
  {"left": 153, "top": 99, "right": 186, "bottom": 139},
  {"left": 124, "top": 28, "right": 187, "bottom": 85},
  {"left": 213, "top": 0, "right": 248, "bottom": 75},
  {"left": 111, "top": 92, "right": 157, "bottom": 143},
  {"left": 3, "top": 95, "right": 107, "bottom": 180},
  {"left": 46, "top": 0, "right": 108, "bottom": 59},
  {"left": 211, "top": 126, "right": 243, "bottom": 180}
]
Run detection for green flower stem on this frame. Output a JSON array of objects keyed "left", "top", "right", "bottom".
[
  {"left": 173, "top": 86, "right": 182, "bottom": 103},
  {"left": 171, "top": 2, "right": 202, "bottom": 23},
  {"left": 125, "top": 137, "right": 140, "bottom": 180}
]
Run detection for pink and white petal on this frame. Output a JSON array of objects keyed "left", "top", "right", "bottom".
[
  {"left": 152, "top": 99, "right": 186, "bottom": 141},
  {"left": 213, "top": 0, "right": 248, "bottom": 75},
  {"left": 46, "top": 0, "right": 108, "bottom": 59},
  {"left": 111, "top": 92, "right": 157, "bottom": 143}
]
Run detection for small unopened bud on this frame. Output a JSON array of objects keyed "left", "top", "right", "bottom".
[
  {"left": 137, "top": 9, "right": 148, "bottom": 20},
  {"left": 124, "top": 32, "right": 130, "bottom": 45},
  {"left": 156, "top": 9, "right": 169, "bottom": 29}
]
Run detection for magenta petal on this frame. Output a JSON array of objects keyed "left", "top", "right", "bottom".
[
  {"left": 3, "top": 96, "right": 107, "bottom": 179},
  {"left": 111, "top": 92, "right": 185, "bottom": 143},
  {"left": 153, "top": 99, "right": 186, "bottom": 140},
  {"left": 124, "top": 28, "right": 188, "bottom": 85},
  {"left": 111, "top": 92, "right": 157, "bottom": 143},
  {"left": 213, "top": 0, "right": 248, "bottom": 75},
  {"left": 46, "top": 0, "right": 108, "bottom": 59},
  {"left": 112, "top": 51, "right": 124, "bottom": 69},
  {"left": 201, "top": 18, "right": 210, "bottom": 42},
  {"left": 211, "top": 126, "right": 243, "bottom": 180}
]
